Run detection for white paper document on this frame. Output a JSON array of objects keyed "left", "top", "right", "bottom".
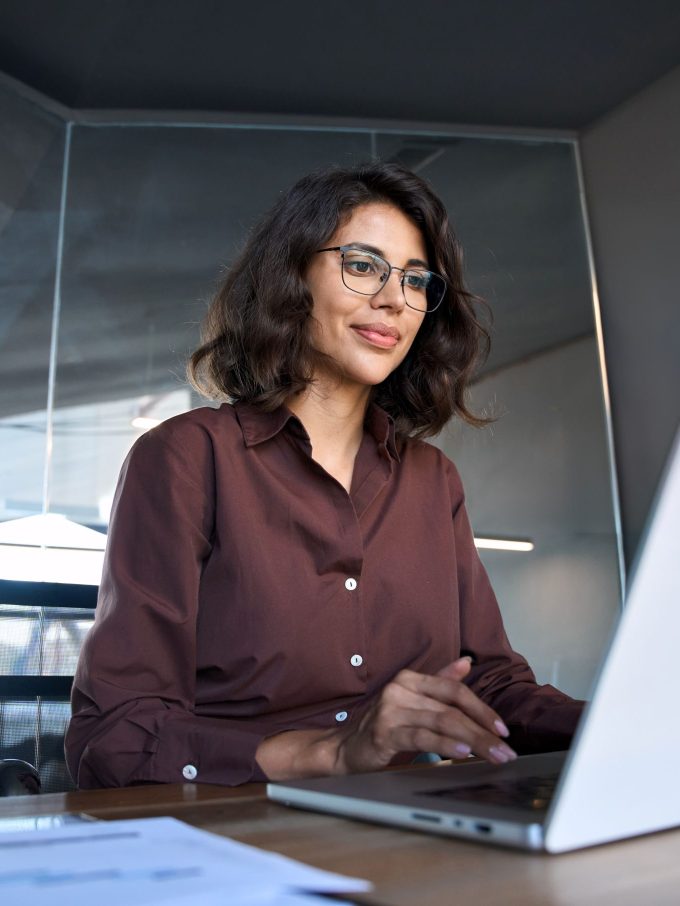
[{"left": 0, "top": 815, "right": 372, "bottom": 905}]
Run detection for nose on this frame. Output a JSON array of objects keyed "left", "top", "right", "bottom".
[{"left": 371, "top": 268, "right": 406, "bottom": 309}]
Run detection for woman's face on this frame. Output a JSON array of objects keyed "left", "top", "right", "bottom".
[{"left": 304, "top": 202, "right": 428, "bottom": 392}]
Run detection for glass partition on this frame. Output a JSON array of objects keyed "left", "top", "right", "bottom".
[
  {"left": 52, "top": 126, "right": 371, "bottom": 530},
  {"left": 0, "top": 84, "right": 65, "bottom": 525},
  {"left": 377, "top": 134, "right": 620, "bottom": 697}
]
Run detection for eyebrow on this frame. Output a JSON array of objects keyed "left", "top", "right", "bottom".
[{"left": 347, "top": 242, "right": 430, "bottom": 270}]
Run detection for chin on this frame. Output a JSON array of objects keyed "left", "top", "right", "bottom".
[
  {"left": 348, "top": 368, "right": 397, "bottom": 388},
  {"left": 314, "top": 350, "right": 403, "bottom": 390}
]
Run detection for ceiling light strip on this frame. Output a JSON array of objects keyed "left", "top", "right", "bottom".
[{"left": 474, "top": 537, "right": 534, "bottom": 552}]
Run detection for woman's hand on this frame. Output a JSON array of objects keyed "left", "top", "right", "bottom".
[
  {"left": 255, "top": 657, "right": 517, "bottom": 781},
  {"left": 334, "top": 657, "right": 517, "bottom": 773}
]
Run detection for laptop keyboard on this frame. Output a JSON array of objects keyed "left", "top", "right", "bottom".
[{"left": 420, "top": 771, "right": 560, "bottom": 811}]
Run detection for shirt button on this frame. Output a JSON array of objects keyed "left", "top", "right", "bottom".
[
  {"left": 335, "top": 711, "right": 348, "bottom": 722},
  {"left": 345, "top": 578, "right": 357, "bottom": 591},
  {"left": 182, "top": 764, "right": 198, "bottom": 781},
  {"left": 350, "top": 654, "right": 363, "bottom": 667}
]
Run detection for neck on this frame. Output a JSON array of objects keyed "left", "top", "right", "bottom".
[{"left": 286, "top": 379, "right": 371, "bottom": 488}]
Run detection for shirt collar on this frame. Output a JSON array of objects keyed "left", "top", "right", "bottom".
[
  {"left": 234, "top": 402, "right": 296, "bottom": 447},
  {"left": 233, "top": 401, "right": 400, "bottom": 463},
  {"left": 364, "top": 402, "right": 400, "bottom": 463}
]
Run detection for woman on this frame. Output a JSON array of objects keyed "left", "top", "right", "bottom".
[{"left": 66, "top": 161, "right": 583, "bottom": 788}]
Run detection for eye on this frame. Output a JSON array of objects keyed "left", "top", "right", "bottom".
[
  {"left": 343, "top": 254, "right": 379, "bottom": 276},
  {"left": 403, "top": 271, "right": 430, "bottom": 290}
]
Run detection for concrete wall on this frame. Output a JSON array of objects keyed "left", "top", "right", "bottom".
[
  {"left": 434, "top": 337, "right": 621, "bottom": 700},
  {"left": 580, "top": 66, "right": 680, "bottom": 567}
]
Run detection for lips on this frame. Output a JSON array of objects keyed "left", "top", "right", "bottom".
[{"left": 351, "top": 322, "right": 401, "bottom": 349}]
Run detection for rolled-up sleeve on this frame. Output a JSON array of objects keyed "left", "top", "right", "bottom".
[
  {"left": 66, "top": 422, "right": 268, "bottom": 788},
  {"left": 448, "top": 462, "right": 585, "bottom": 754}
]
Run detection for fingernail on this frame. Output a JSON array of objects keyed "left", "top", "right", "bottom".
[
  {"left": 494, "top": 719, "right": 510, "bottom": 737},
  {"left": 454, "top": 742, "right": 471, "bottom": 756},
  {"left": 489, "top": 744, "right": 517, "bottom": 763},
  {"left": 489, "top": 745, "right": 510, "bottom": 764}
]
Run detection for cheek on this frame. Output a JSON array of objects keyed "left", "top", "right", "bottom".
[
  {"left": 306, "top": 315, "right": 325, "bottom": 355},
  {"left": 309, "top": 291, "right": 350, "bottom": 336},
  {"left": 307, "top": 302, "right": 342, "bottom": 355}
]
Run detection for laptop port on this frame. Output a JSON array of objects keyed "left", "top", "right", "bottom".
[
  {"left": 411, "top": 812, "right": 442, "bottom": 824},
  {"left": 475, "top": 823, "right": 493, "bottom": 834}
]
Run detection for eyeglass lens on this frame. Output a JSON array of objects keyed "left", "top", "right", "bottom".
[{"left": 340, "top": 249, "right": 445, "bottom": 312}]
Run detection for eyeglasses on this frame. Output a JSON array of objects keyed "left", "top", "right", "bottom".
[{"left": 316, "top": 245, "right": 446, "bottom": 313}]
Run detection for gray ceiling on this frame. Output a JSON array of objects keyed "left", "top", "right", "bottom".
[{"left": 1, "top": 0, "right": 680, "bottom": 128}]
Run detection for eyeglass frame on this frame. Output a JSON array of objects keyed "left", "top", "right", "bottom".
[{"left": 316, "top": 245, "right": 446, "bottom": 313}]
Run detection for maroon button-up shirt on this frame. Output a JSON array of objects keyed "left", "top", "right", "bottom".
[{"left": 66, "top": 402, "right": 582, "bottom": 788}]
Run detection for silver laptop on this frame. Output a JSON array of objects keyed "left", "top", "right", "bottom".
[{"left": 268, "top": 428, "right": 680, "bottom": 852}]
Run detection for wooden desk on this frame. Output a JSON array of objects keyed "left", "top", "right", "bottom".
[{"left": 1, "top": 782, "right": 678, "bottom": 905}]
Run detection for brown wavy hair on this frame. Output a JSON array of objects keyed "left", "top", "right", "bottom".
[{"left": 188, "top": 160, "right": 490, "bottom": 438}]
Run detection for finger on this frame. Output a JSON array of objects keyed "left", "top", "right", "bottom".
[
  {"left": 400, "top": 669, "right": 508, "bottom": 737},
  {"left": 396, "top": 706, "right": 517, "bottom": 765},
  {"left": 388, "top": 725, "right": 474, "bottom": 761},
  {"left": 396, "top": 670, "right": 510, "bottom": 739},
  {"left": 385, "top": 670, "right": 485, "bottom": 720},
  {"left": 436, "top": 657, "right": 472, "bottom": 682},
  {"left": 380, "top": 682, "right": 454, "bottom": 715},
  {"left": 433, "top": 660, "right": 512, "bottom": 740},
  {"left": 376, "top": 708, "right": 473, "bottom": 760}
]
